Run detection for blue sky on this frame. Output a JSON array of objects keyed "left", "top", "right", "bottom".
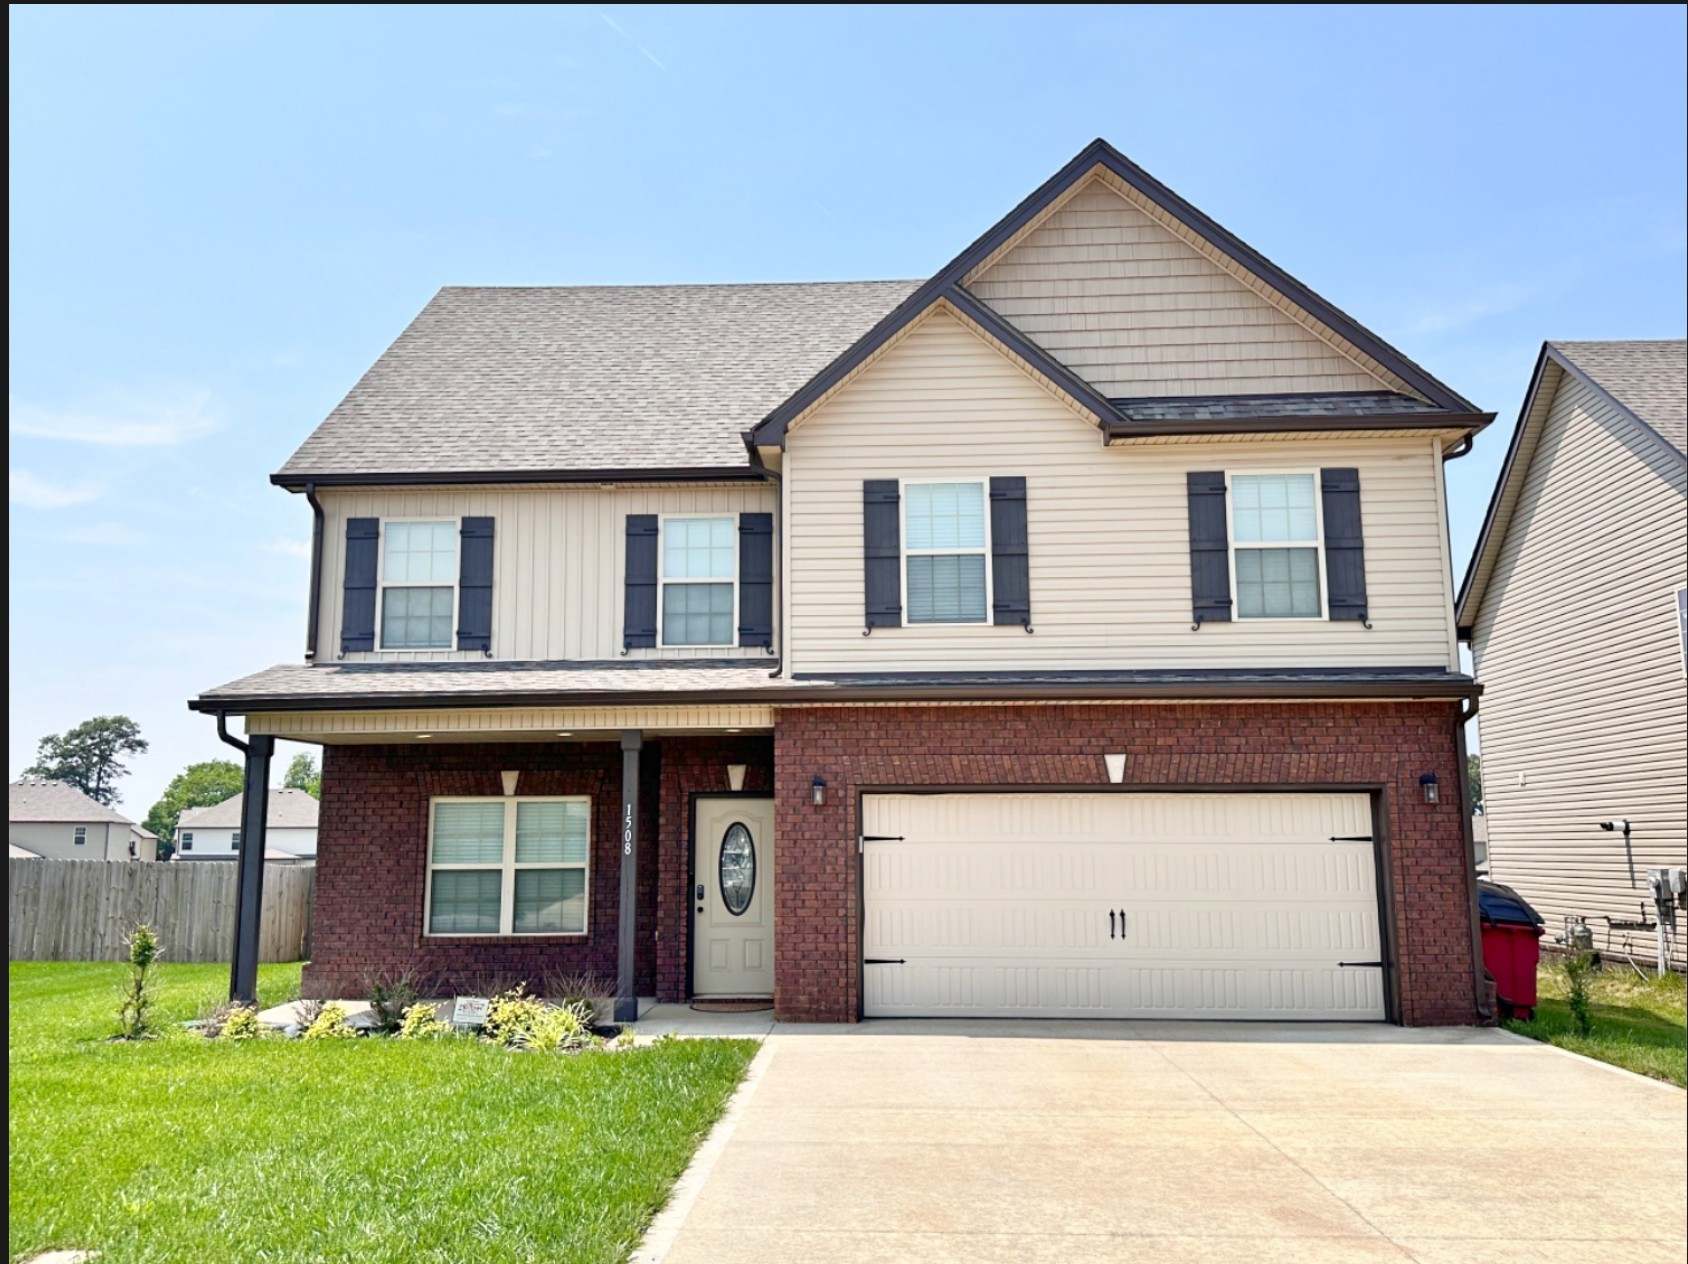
[{"left": 9, "top": 4, "right": 1685, "bottom": 813}]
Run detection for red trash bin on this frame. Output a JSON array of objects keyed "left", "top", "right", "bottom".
[{"left": 1477, "top": 881, "right": 1546, "bottom": 1020}]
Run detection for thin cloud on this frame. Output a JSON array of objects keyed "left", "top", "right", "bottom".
[
  {"left": 59, "top": 523, "right": 150, "bottom": 547},
  {"left": 262, "top": 537, "right": 312, "bottom": 559},
  {"left": 600, "top": 13, "right": 667, "bottom": 70},
  {"left": 9, "top": 389, "right": 223, "bottom": 446},
  {"left": 1410, "top": 283, "right": 1534, "bottom": 336},
  {"left": 9, "top": 468, "right": 103, "bottom": 509}
]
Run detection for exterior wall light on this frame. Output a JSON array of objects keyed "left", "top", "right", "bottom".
[
  {"left": 811, "top": 775, "right": 827, "bottom": 806},
  {"left": 1419, "top": 773, "right": 1439, "bottom": 804},
  {"left": 727, "top": 763, "right": 747, "bottom": 792}
]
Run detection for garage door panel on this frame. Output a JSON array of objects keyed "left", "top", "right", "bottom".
[{"left": 862, "top": 793, "right": 1385, "bottom": 1021}]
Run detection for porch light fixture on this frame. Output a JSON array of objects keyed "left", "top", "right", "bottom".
[
  {"left": 727, "top": 764, "right": 747, "bottom": 793},
  {"left": 557, "top": 731, "right": 573, "bottom": 737},
  {"left": 1104, "top": 753, "right": 1127, "bottom": 785},
  {"left": 501, "top": 770, "right": 520, "bottom": 797},
  {"left": 811, "top": 775, "right": 827, "bottom": 806},
  {"left": 1419, "top": 773, "right": 1439, "bottom": 804},
  {"left": 415, "top": 733, "right": 433, "bottom": 740}
]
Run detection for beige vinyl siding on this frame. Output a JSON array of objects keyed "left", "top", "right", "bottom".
[
  {"left": 785, "top": 309, "right": 1458, "bottom": 672},
  {"left": 318, "top": 484, "right": 775, "bottom": 663},
  {"left": 968, "top": 179, "right": 1398, "bottom": 398},
  {"left": 1471, "top": 375, "right": 1687, "bottom": 968},
  {"left": 9, "top": 821, "right": 128, "bottom": 861}
]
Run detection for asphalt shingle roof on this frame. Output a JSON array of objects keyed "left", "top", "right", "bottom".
[
  {"left": 1552, "top": 340, "right": 1687, "bottom": 454},
  {"left": 177, "top": 789, "right": 320, "bottom": 830},
  {"left": 1111, "top": 391, "right": 1445, "bottom": 423},
  {"left": 276, "top": 281, "right": 922, "bottom": 480},
  {"left": 9, "top": 778, "right": 133, "bottom": 825}
]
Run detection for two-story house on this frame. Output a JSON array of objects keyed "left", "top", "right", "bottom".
[
  {"left": 194, "top": 140, "right": 1495, "bottom": 1026},
  {"left": 174, "top": 788, "right": 320, "bottom": 861}
]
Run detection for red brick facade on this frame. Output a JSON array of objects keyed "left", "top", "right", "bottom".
[
  {"left": 773, "top": 701, "right": 1480, "bottom": 1026},
  {"left": 305, "top": 704, "right": 1478, "bottom": 1029}
]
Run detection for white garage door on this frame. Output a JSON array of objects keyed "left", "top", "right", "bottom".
[{"left": 862, "top": 792, "right": 1386, "bottom": 1021}]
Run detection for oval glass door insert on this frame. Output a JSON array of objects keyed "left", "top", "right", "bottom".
[{"left": 719, "top": 822, "right": 755, "bottom": 916}]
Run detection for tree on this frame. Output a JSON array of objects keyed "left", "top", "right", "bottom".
[
  {"left": 283, "top": 752, "right": 321, "bottom": 799},
  {"left": 1467, "top": 754, "right": 1483, "bottom": 809},
  {"left": 144, "top": 760, "right": 244, "bottom": 858},
  {"left": 24, "top": 715, "right": 148, "bottom": 806}
]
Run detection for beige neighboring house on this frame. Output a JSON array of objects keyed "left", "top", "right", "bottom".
[
  {"left": 8, "top": 777, "right": 154, "bottom": 860},
  {"left": 1459, "top": 340, "right": 1687, "bottom": 968},
  {"left": 174, "top": 788, "right": 318, "bottom": 860}
]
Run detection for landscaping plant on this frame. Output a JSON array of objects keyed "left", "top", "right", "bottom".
[
  {"left": 396, "top": 1002, "right": 452, "bottom": 1040},
  {"left": 483, "top": 983, "right": 548, "bottom": 1047},
  {"left": 217, "top": 1004, "right": 267, "bottom": 1041},
  {"left": 114, "top": 922, "right": 161, "bottom": 1040},
  {"left": 302, "top": 1002, "right": 359, "bottom": 1040},
  {"left": 365, "top": 970, "right": 422, "bottom": 1034},
  {"left": 1561, "top": 950, "right": 1596, "bottom": 1037},
  {"left": 518, "top": 1002, "right": 596, "bottom": 1053}
]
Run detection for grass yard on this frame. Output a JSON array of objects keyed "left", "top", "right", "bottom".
[
  {"left": 8, "top": 961, "right": 758, "bottom": 1264},
  {"left": 1505, "top": 961, "right": 1686, "bottom": 1087}
]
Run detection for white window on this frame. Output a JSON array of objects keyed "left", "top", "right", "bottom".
[
  {"left": 660, "top": 517, "right": 736, "bottom": 646},
  {"left": 74, "top": 826, "right": 87, "bottom": 846},
  {"left": 903, "top": 481, "right": 989, "bottom": 624},
  {"left": 380, "top": 521, "right": 457, "bottom": 649},
  {"left": 181, "top": 832, "right": 194, "bottom": 851},
  {"left": 425, "top": 798, "right": 590, "bottom": 936},
  {"left": 1229, "top": 472, "right": 1326, "bottom": 620}
]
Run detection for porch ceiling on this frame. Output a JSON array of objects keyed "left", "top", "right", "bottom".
[{"left": 244, "top": 704, "right": 775, "bottom": 745}]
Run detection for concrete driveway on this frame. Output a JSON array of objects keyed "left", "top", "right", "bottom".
[{"left": 637, "top": 1020, "right": 1686, "bottom": 1264}]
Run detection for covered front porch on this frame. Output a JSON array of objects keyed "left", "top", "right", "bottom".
[{"left": 218, "top": 702, "right": 778, "bottom": 1023}]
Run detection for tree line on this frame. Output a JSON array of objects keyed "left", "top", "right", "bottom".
[{"left": 22, "top": 715, "right": 320, "bottom": 860}]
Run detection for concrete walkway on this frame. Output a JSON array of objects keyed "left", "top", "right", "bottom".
[{"left": 637, "top": 1020, "right": 1687, "bottom": 1264}]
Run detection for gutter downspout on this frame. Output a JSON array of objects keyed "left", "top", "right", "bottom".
[
  {"left": 1455, "top": 694, "right": 1495, "bottom": 1024},
  {"left": 304, "top": 482, "right": 325, "bottom": 661},
  {"left": 1441, "top": 433, "right": 1475, "bottom": 461}
]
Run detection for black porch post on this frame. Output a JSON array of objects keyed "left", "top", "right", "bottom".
[
  {"left": 229, "top": 735, "right": 275, "bottom": 1004},
  {"left": 615, "top": 730, "right": 643, "bottom": 1023}
]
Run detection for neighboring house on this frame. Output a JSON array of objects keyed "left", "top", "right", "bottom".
[
  {"left": 174, "top": 788, "right": 319, "bottom": 860},
  {"left": 8, "top": 777, "right": 151, "bottom": 860},
  {"left": 130, "top": 825, "right": 159, "bottom": 863},
  {"left": 1458, "top": 340, "right": 1687, "bottom": 969},
  {"left": 193, "top": 139, "right": 1498, "bottom": 1026}
]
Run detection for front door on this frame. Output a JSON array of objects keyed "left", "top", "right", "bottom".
[{"left": 693, "top": 796, "right": 776, "bottom": 998}]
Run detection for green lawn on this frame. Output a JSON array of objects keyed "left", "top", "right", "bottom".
[
  {"left": 8, "top": 962, "right": 757, "bottom": 1263},
  {"left": 1505, "top": 962, "right": 1686, "bottom": 1087}
]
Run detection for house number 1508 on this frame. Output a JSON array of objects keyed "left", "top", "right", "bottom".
[{"left": 623, "top": 805, "right": 634, "bottom": 856}]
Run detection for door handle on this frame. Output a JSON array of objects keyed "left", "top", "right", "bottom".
[
  {"left": 1109, "top": 909, "right": 1116, "bottom": 939},
  {"left": 1119, "top": 909, "right": 1127, "bottom": 939},
  {"left": 695, "top": 884, "right": 705, "bottom": 901}
]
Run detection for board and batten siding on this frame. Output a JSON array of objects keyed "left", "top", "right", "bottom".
[
  {"left": 784, "top": 309, "right": 1459, "bottom": 673},
  {"left": 1471, "top": 374, "right": 1687, "bottom": 968},
  {"left": 317, "top": 484, "right": 776, "bottom": 663},
  {"left": 967, "top": 179, "right": 1398, "bottom": 399}
]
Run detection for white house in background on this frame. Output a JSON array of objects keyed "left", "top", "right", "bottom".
[
  {"left": 8, "top": 777, "right": 153, "bottom": 860},
  {"left": 174, "top": 788, "right": 319, "bottom": 860}
]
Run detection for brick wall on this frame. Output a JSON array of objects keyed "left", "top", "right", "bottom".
[
  {"left": 303, "top": 741, "right": 658, "bottom": 998},
  {"left": 773, "top": 701, "right": 1478, "bottom": 1026}
]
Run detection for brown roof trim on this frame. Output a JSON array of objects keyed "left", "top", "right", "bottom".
[
  {"left": 1104, "top": 412, "right": 1493, "bottom": 441},
  {"left": 750, "top": 139, "right": 1479, "bottom": 448},
  {"left": 191, "top": 678, "right": 1479, "bottom": 715},
  {"left": 271, "top": 465, "right": 768, "bottom": 491}
]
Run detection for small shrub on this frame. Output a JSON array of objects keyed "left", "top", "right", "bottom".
[
  {"left": 366, "top": 970, "right": 423, "bottom": 1035},
  {"left": 614, "top": 1025, "right": 636, "bottom": 1050},
  {"left": 292, "top": 997, "right": 325, "bottom": 1031},
  {"left": 1563, "top": 951, "right": 1597, "bottom": 1037},
  {"left": 518, "top": 1003, "right": 594, "bottom": 1054},
  {"left": 397, "top": 1002, "right": 452, "bottom": 1040},
  {"left": 302, "top": 1002, "right": 359, "bottom": 1040},
  {"left": 483, "top": 984, "right": 547, "bottom": 1048},
  {"left": 542, "top": 969, "right": 610, "bottom": 1011},
  {"left": 217, "top": 1004, "right": 267, "bottom": 1041},
  {"left": 115, "top": 923, "right": 162, "bottom": 1040}
]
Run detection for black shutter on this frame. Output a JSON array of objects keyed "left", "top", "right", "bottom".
[
  {"left": 456, "top": 517, "right": 495, "bottom": 652},
  {"left": 340, "top": 518, "right": 379, "bottom": 653},
  {"left": 623, "top": 514, "right": 659, "bottom": 649},
  {"left": 1321, "top": 468, "right": 1369, "bottom": 623},
  {"left": 989, "top": 476, "right": 1031, "bottom": 627},
  {"left": 863, "top": 480, "right": 902, "bottom": 629},
  {"left": 1187, "top": 472, "right": 1232, "bottom": 624},
  {"left": 737, "top": 512, "right": 774, "bottom": 649}
]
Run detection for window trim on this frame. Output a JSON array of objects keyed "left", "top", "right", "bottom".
[
  {"left": 1224, "top": 469, "right": 1329, "bottom": 622},
  {"left": 376, "top": 518, "right": 460, "bottom": 651},
  {"left": 899, "top": 477, "right": 993, "bottom": 627},
  {"left": 423, "top": 795, "right": 591, "bottom": 938},
  {"left": 73, "top": 826, "right": 87, "bottom": 846},
  {"left": 656, "top": 513, "right": 739, "bottom": 648},
  {"left": 181, "top": 832, "right": 194, "bottom": 851}
]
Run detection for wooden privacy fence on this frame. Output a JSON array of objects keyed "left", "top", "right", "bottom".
[{"left": 7, "top": 859, "right": 314, "bottom": 964}]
